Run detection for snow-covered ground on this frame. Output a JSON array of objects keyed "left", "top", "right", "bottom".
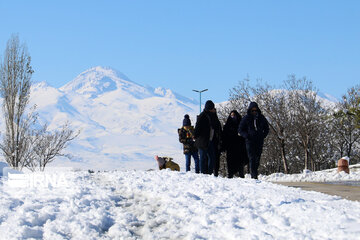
[{"left": 1, "top": 162, "right": 360, "bottom": 239}]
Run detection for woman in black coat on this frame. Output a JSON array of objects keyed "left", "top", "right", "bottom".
[{"left": 222, "top": 110, "right": 248, "bottom": 178}]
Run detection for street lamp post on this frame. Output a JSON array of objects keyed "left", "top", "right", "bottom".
[{"left": 192, "top": 89, "right": 208, "bottom": 113}]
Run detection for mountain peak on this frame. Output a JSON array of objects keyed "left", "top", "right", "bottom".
[
  {"left": 59, "top": 66, "right": 198, "bottom": 104},
  {"left": 60, "top": 66, "right": 136, "bottom": 97},
  {"left": 79, "top": 66, "right": 132, "bottom": 82},
  {"left": 154, "top": 87, "right": 175, "bottom": 98}
]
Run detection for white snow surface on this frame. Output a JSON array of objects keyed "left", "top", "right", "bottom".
[{"left": 1, "top": 167, "right": 360, "bottom": 240}]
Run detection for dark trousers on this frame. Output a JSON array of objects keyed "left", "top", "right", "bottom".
[
  {"left": 226, "top": 145, "right": 245, "bottom": 178},
  {"left": 199, "top": 140, "right": 216, "bottom": 174},
  {"left": 214, "top": 149, "right": 220, "bottom": 177},
  {"left": 246, "top": 141, "right": 263, "bottom": 179}
]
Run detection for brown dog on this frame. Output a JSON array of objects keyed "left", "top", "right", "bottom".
[{"left": 154, "top": 155, "right": 180, "bottom": 171}]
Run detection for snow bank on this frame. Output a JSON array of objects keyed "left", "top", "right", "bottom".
[
  {"left": 0, "top": 162, "right": 23, "bottom": 177},
  {"left": 260, "top": 164, "right": 360, "bottom": 182},
  {"left": 0, "top": 170, "right": 359, "bottom": 239},
  {"left": 0, "top": 162, "right": 8, "bottom": 177}
]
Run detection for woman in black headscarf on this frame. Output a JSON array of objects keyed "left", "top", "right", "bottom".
[{"left": 222, "top": 110, "right": 248, "bottom": 178}]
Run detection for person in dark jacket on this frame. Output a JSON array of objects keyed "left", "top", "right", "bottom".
[
  {"left": 222, "top": 110, "right": 248, "bottom": 178},
  {"left": 238, "top": 102, "right": 269, "bottom": 179},
  {"left": 178, "top": 114, "right": 200, "bottom": 173},
  {"left": 211, "top": 108, "right": 222, "bottom": 177},
  {"left": 194, "top": 100, "right": 221, "bottom": 175}
]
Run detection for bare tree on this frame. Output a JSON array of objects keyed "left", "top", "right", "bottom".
[
  {"left": 328, "top": 114, "right": 348, "bottom": 158},
  {"left": 285, "top": 75, "right": 327, "bottom": 170},
  {"left": 32, "top": 122, "right": 79, "bottom": 171},
  {"left": 332, "top": 85, "right": 360, "bottom": 163},
  {"left": 0, "top": 34, "right": 35, "bottom": 169},
  {"left": 228, "top": 77, "right": 253, "bottom": 115},
  {"left": 0, "top": 34, "right": 79, "bottom": 171}
]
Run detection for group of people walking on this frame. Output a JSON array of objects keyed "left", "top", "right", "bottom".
[{"left": 178, "top": 100, "right": 269, "bottom": 179}]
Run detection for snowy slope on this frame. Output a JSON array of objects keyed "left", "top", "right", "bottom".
[
  {"left": 0, "top": 169, "right": 359, "bottom": 239},
  {"left": 26, "top": 66, "right": 199, "bottom": 170}
]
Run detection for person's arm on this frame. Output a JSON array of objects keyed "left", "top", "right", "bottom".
[
  {"left": 194, "top": 115, "right": 203, "bottom": 138},
  {"left": 263, "top": 116, "right": 270, "bottom": 138},
  {"left": 238, "top": 117, "right": 248, "bottom": 139},
  {"left": 221, "top": 124, "right": 228, "bottom": 151},
  {"left": 178, "top": 128, "right": 187, "bottom": 144}
]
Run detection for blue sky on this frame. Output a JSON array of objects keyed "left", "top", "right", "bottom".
[{"left": 0, "top": 0, "right": 359, "bottom": 103}]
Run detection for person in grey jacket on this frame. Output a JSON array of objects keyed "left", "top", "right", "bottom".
[{"left": 238, "top": 102, "right": 269, "bottom": 179}]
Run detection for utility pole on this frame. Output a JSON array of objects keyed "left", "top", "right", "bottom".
[{"left": 192, "top": 89, "right": 208, "bottom": 113}]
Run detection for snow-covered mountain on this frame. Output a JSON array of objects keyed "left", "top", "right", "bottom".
[{"left": 28, "top": 66, "right": 199, "bottom": 170}]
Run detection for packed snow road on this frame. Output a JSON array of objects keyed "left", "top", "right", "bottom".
[
  {"left": 274, "top": 181, "right": 360, "bottom": 201},
  {"left": 1, "top": 170, "right": 360, "bottom": 239}
]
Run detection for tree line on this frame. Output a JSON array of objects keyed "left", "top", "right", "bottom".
[{"left": 217, "top": 76, "right": 360, "bottom": 175}]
